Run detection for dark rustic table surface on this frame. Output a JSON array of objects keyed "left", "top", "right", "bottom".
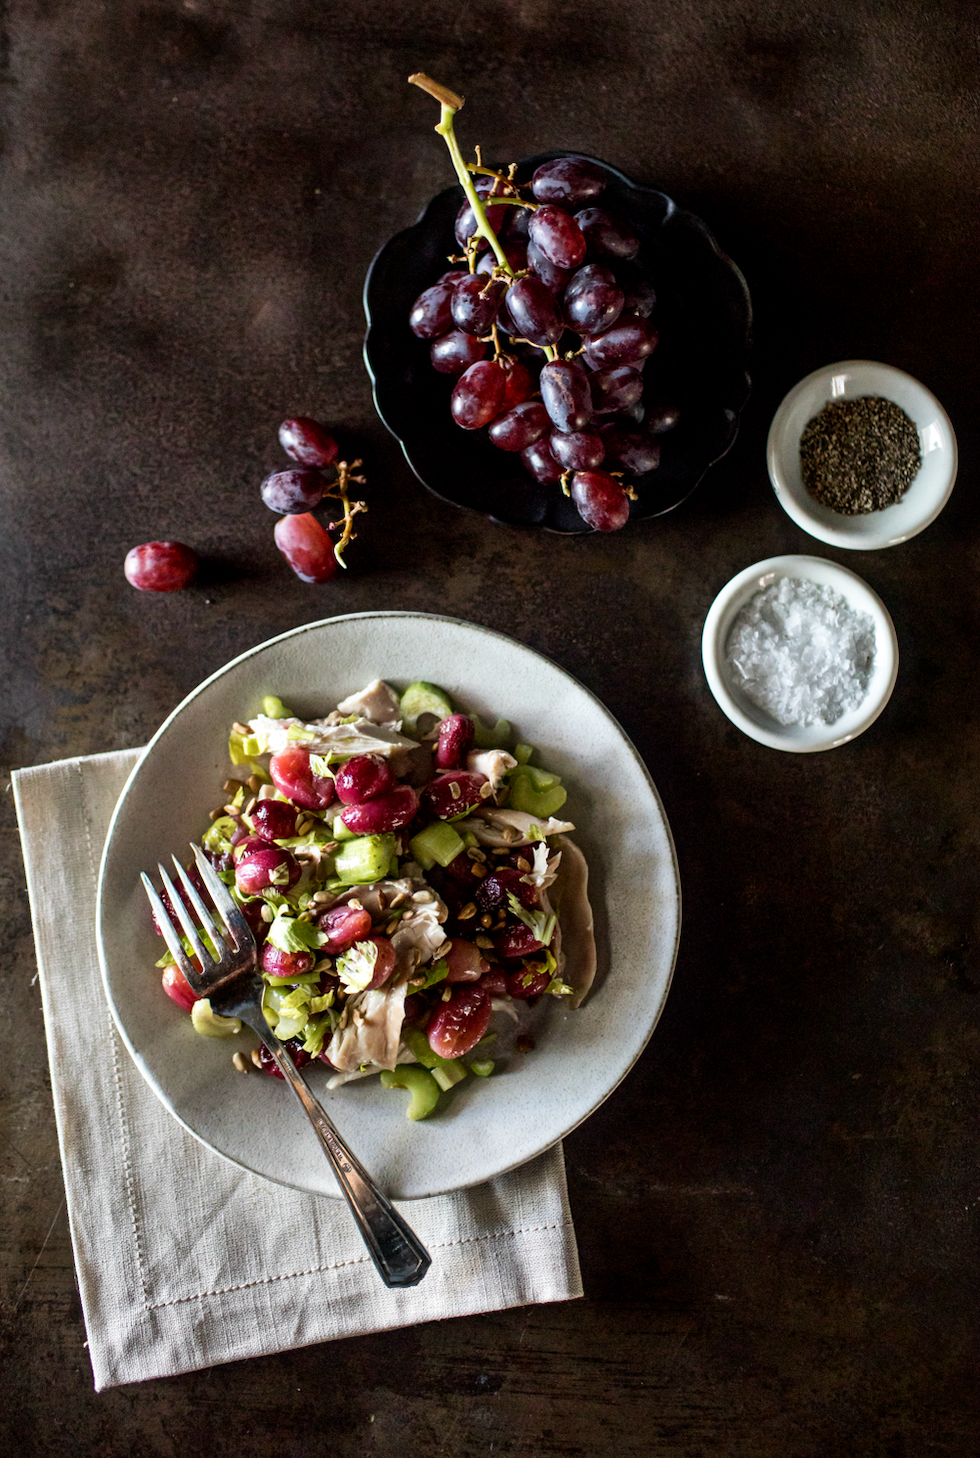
[{"left": 2, "top": 1, "right": 978, "bottom": 1453}]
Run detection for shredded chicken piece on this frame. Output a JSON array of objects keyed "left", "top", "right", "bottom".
[
  {"left": 466, "top": 748, "right": 517, "bottom": 790},
  {"left": 335, "top": 678, "right": 402, "bottom": 727},
  {"left": 549, "top": 835, "right": 596, "bottom": 1007},
  {"left": 247, "top": 714, "right": 417, "bottom": 757},
  {"left": 462, "top": 806, "right": 575, "bottom": 847},
  {"left": 326, "top": 982, "right": 408, "bottom": 1072}
]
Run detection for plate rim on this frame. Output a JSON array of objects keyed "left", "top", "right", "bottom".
[{"left": 97, "top": 611, "right": 682, "bottom": 1198}]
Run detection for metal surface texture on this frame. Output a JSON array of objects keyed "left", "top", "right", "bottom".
[{"left": 1, "top": 0, "right": 978, "bottom": 1452}]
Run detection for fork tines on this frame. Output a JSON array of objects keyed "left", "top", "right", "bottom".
[{"left": 140, "top": 844, "right": 254, "bottom": 991}]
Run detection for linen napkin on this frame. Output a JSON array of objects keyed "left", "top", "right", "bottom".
[{"left": 13, "top": 748, "right": 582, "bottom": 1391}]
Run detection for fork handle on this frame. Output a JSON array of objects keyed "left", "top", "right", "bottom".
[{"left": 248, "top": 1021, "right": 431, "bottom": 1288}]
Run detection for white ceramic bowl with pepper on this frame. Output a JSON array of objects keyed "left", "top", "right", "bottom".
[{"left": 767, "top": 360, "right": 957, "bottom": 549}]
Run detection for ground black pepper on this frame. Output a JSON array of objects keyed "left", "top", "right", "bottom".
[{"left": 799, "top": 395, "right": 921, "bottom": 514}]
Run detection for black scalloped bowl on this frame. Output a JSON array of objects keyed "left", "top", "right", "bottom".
[{"left": 363, "top": 153, "right": 752, "bottom": 533}]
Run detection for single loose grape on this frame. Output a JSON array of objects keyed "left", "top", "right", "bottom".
[
  {"left": 273, "top": 513, "right": 337, "bottom": 583},
  {"left": 260, "top": 467, "right": 326, "bottom": 515},
  {"left": 278, "top": 418, "right": 338, "bottom": 468},
  {"left": 124, "top": 541, "right": 198, "bottom": 592}
]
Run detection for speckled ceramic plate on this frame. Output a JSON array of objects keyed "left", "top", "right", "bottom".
[
  {"left": 97, "top": 613, "right": 681, "bottom": 1200},
  {"left": 364, "top": 153, "right": 752, "bottom": 533}
]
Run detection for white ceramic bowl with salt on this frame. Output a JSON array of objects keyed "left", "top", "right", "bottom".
[
  {"left": 767, "top": 360, "right": 957, "bottom": 549},
  {"left": 702, "top": 555, "right": 899, "bottom": 752}
]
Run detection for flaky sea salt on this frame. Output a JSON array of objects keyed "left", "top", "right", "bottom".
[{"left": 726, "top": 576, "right": 876, "bottom": 726}]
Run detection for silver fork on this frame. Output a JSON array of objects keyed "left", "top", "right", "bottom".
[{"left": 141, "top": 844, "right": 431, "bottom": 1289}]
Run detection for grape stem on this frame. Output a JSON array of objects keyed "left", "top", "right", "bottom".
[
  {"left": 408, "top": 72, "right": 558, "bottom": 363},
  {"left": 325, "top": 459, "right": 368, "bottom": 568}
]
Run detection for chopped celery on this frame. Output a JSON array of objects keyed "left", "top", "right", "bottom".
[
  {"left": 202, "top": 816, "right": 237, "bottom": 855},
  {"left": 409, "top": 820, "right": 465, "bottom": 870},
  {"left": 404, "top": 1026, "right": 465, "bottom": 1086},
  {"left": 513, "top": 742, "right": 535, "bottom": 764},
  {"left": 469, "top": 1059, "right": 495, "bottom": 1077},
  {"left": 262, "top": 695, "right": 294, "bottom": 719},
  {"left": 229, "top": 730, "right": 261, "bottom": 764},
  {"left": 334, "top": 833, "right": 396, "bottom": 884},
  {"left": 263, "top": 971, "right": 321, "bottom": 988},
  {"left": 380, "top": 1066, "right": 441, "bottom": 1120},
  {"left": 431, "top": 1062, "right": 468, "bottom": 1092},
  {"left": 399, "top": 681, "right": 453, "bottom": 735},
  {"left": 331, "top": 815, "right": 358, "bottom": 842},
  {"left": 507, "top": 771, "right": 567, "bottom": 818},
  {"left": 512, "top": 763, "right": 561, "bottom": 791},
  {"left": 472, "top": 713, "right": 512, "bottom": 749}
]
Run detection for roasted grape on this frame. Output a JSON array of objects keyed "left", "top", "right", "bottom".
[
  {"left": 339, "top": 783, "right": 418, "bottom": 834},
  {"left": 248, "top": 799, "right": 300, "bottom": 839},
  {"left": 427, "top": 985, "right": 491, "bottom": 1059},
  {"left": 269, "top": 745, "right": 335, "bottom": 809},
  {"left": 435, "top": 714, "right": 475, "bottom": 769},
  {"left": 334, "top": 753, "right": 395, "bottom": 804},
  {"left": 421, "top": 771, "right": 489, "bottom": 820},
  {"left": 317, "top": 904, "right": 373, "bottom": 953}
]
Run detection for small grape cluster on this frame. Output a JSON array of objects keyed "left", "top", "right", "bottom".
[
  {"left": 260, "top": 418, "right": 367, "bottom": 583},
  {"left": 124, "top": 417, "right": 367, "bottom": 592},
  {"left": 408, "top": 149, "right": 680, "bottom": 532}
]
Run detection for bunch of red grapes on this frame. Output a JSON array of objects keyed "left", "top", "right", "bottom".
[
  {"left": 125, "top": 417, "right": 365, "bottom": 590},
  {"left": 408, "top": 156, "right": 680, "bottom": 532}
]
